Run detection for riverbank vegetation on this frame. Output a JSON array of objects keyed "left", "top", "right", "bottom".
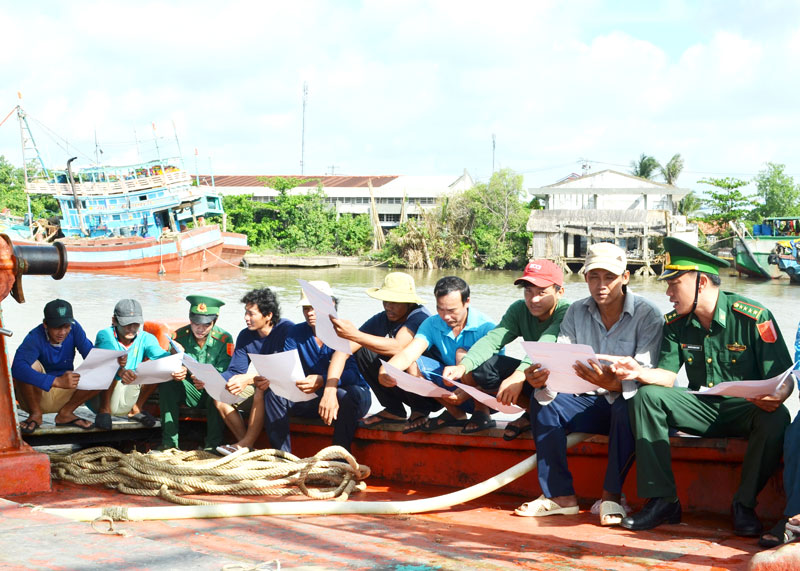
[{"left": 0, "top": 156, "right": 59, "bottom": 219}]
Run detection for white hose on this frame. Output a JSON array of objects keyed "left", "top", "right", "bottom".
[{"left": 42, "top": 432, "right": 591, "bottom": 522}]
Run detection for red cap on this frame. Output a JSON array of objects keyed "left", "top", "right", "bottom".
[{"left": 514, "top": 259, "right": 563, "bottom": 288}]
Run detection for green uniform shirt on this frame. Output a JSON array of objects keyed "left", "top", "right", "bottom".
[
  {"left": 461, "top": 299, "right": 570, "bottom": 373},
  {"left": 173, "top": 324, "right": 233, "bottom": 374},
  {"left": 657, "top": 290, "right": 791, "bottom": 390}
]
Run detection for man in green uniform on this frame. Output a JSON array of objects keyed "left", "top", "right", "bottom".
[
  {"left": 159, "top": 295, "right": 233, "bottom": 450},
  {"left": 613, "top": 238, "right": 793, "bottom": 535}
]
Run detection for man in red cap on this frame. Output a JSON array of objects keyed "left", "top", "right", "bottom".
[{"left": 441, "top": 259, "right": 569, "bottom": 436}]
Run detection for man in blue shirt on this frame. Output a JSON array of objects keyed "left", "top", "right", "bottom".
[
  {"left": 12, "top": 299, "right": 96, "bottom": 433},
  {"left": 94, "top": 298, "right": 186, "bottom": 430},
  {"left": 327, "top": 272, "right": 442, "bottom": 433},
  {"left": 378, "top": 276, "right": 497, "bottom": 433},
  {"left": 261, "top": 281, "right": 371, "bottom": 452},
  {"left": 213, "top": 288, "right": 294, "bottom": 455}
]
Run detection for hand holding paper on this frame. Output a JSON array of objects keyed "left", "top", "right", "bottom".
[
  {"left": 249, "top": 351, "right": 317, "bottom": 402},
  {"left": 380, "top": 360, "right": 453, "bottom": 399},
  {"left": 520, "top": 341, "right": 601, "bottom": 394},
  {"left": 689, "top": 363, "right": 799, "bottom": 400},
  {"left": 182, "top": 354, "right": 243, "bottom": 405},
  {"left": 130, "top": 353, "right": 185, "bottom": 385},
  {"left": 75, "top": 348, "right": 128, "bottom": 390}
]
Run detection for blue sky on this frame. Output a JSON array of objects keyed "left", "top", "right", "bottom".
[{"left": 1, "top": 0, "right": 799, "bottom": 193}]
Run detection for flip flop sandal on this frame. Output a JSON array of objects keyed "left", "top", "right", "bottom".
[
  {"left": 128, "top": 411, "right": 157, "bottom": 428},
  {"left": 420, "top": 411, "right": 468, "bottom": 432},
  {"left": 599, "top": 500, "right": 628, "bottom": 526},
  {"left": 402, "top": 413, "right": 430, "bottom": 434},
  {"left": 514, "top": 495, "right": 580, "bottom": 517},
  {"left": 358, "top": 411, "right": 406, "bottom": 428},
  {"left": 502, "top": 420, "right": 532, "bottom": 441},
  {"left": 20, "top": 418, "right": 40, "bottom": 435},
  {"left": 56, "top": 417, "right": 93, "bottom": 430},
  {"left": 94, "top": 412, "right": 112, "bottom": 430},
  {"left": 461, "top": 412, "right": 496, "bottom": 434}
]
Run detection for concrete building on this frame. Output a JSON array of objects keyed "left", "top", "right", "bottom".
[
  {"left": 195, "top": 171, "right": 474, "bottom": 229},
  {"left": 526, "top": 169, "right": 697, "bottom": 275}
]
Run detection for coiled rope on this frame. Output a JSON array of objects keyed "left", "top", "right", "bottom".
[{"left": 49, "top": 445, "right": 370, "bottom": 506}]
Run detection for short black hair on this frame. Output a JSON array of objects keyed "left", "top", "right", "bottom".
[
  {"left": 700, "top": 271, "right": 722, "bottom": 287},
  {"left": 240, "top": 288, "right": 281, "bottom": 325},
  {"left": 434, "top": 276, "right": 469, "bottom": 303}
]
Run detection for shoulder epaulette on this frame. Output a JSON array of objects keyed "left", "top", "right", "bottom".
[
  {"left": 664, "top": 310, "right": 685, "bottom": 325},
  {"left": 174, "top": 324, "right": 191, "bottom": 337},
  {"left": 732, "top": 301, "right": 764, "bottom": 320},
  {"left": 210, "top": 329, "right": 231, "bottom": 342}
]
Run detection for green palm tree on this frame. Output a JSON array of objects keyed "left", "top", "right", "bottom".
[
  {"left": 660, "top": 153, "right": 684, "bottom": 186},
  {"left": 630, "top": 153, "right": 660, "bottom": 180},
  {"left": 677, "top": 190, "right": 702, "bottom": 218}
]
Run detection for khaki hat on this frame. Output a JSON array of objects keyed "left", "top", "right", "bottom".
[
  {"left": 366, "top": 272, "right": 422, "bottom": 304},
  {"left": 298, "top": 280, "right": 334, "bottom": 306},
  {"left": 584, "top": 243, "right": 627, "bottom": 275}
]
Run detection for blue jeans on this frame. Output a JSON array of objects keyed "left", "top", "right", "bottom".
[
  {"left": 785, "top": 416, "right": 800, "bottom": 517},
  {"left": 530, "top": 393, "right": 635, "bottom": 497},
  {"left": 264, "top": 384, "right": 372, "bottom": 452}
]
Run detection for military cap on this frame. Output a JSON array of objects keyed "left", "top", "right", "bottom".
[
  {"left": 659, "top": 237, "right": 730, "bottom": 280},
  {"left": 187, "top": 295, "right": 225, "bottom": 324}
]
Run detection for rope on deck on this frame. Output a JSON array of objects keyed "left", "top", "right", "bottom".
[{"left": 49, "top": 445, "right": 370, "bottom": 506}]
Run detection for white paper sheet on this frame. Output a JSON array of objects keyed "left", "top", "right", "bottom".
[
  {"left": 248, "top": 351, "right": 317, "bottom": 402},
  {"left": 297, "top": 279, "right": 352, "bottom": 354},
  {"left": 130, "top": 352, "right": 185, "bottom": 385},
  {"left": 520, "top": 341, "right": 601, "bottom": 394},
  {"left": 689, "top": 364, "right": 800, "bottom": 398},
  {"left": 447, "top": 378, "right": 525, "bottom": 414},
  {"left": 380, "top": 360, "right": 453, "bottom": 399},
  {"left": 74, "top": 348, "right": 128, "bottom": 390},
  {"left": 182, "top": 354, "right": 243, "bottom": 405}
]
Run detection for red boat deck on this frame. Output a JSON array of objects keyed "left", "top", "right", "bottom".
[{"left": 0, "top": 477, "right": 774, "bottom": 570}]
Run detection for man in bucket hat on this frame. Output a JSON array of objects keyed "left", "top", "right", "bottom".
[
  {"left": 517, "top": 243, "right": 662, "bottom": 525},
  {"left": 610, "top": 238, "right": 793, "bottom": 536},
  {"left": 328, "top": 272, "right": 442, "bottom": 433}
]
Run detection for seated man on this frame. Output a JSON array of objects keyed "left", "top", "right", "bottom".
[
  {"left": 442, "top": 260, "right": 568, "bottom": 440},
  {"left": 94, "top": 299, "right": 186, "bottom": 430},
  {"left": 213, "top": 288, "right": 294, "bottom": 455},
  {"left": 159, "top": 295, "right": 233, "bottom": 451},
  {"left": 328, "top": 272, "right": 441, "bottom": 433},
  {"left": 612, "top": 238, "right": 793, "bottom": 536},
  {"left": 12, "top": 299, "right": 100, "bottom": 432},
  {"left": 519, "top": 243, "right": 662, "bottom": 525},
  {"left": 261, "top": 281, "right": 371, "bottom": 452},
  {"left": 378, "top": 276, "right": 497, "bottom": 433}
]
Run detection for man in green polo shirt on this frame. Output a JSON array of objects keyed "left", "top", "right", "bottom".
[
  {"left": 159, "top": 295, "right": 234, "bottom": 450},
  {"left": 612, "top": 237, "right": 793, "bottom": 536}
]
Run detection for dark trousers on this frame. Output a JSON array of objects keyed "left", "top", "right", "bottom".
[
  {"left": 264, "top": 384, "right": 371, "bottom": 452},
  {"left": 630, "top": 385, "right": 789, "bottom": 507},
  {"left": 159, "top": 379, "right": 224, "bottom": 449},
  {"left": 356, "top": 347, "right": 442, "bottom": 417},
  {"left": 784, "top": 416, "right": 800, "bottom": 517},
  {"left": 530, "top": 392, "right": 635, "bottom": 497}
]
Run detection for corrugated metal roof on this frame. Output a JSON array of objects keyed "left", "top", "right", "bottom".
[{"left": 195, "top": 175, "right": 399, "bottom": 188}]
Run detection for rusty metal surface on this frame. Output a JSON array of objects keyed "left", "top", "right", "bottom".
[{"left": 4, "top": 478, "right": 764, "bottom": 570}]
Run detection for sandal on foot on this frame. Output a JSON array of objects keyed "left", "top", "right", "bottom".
[
  {"left": 94, "top": 412, "right": 112, "bottom": 430},
  {"left": 20, "top": 418, "right": 40, "bottom": 435},
  {"left": 56, "top": 417, "right": 93, "bottom": 430},
  {"left": 599, "top": 500, "right": 627, "bottom": 526},
  {"left": 514, "top": 495, "right": 580, "bottom": 517},
  {"left": 502, "top": 419, "right": 531, "bottom": 441},
  {"left": 216, "top": 444, "right": 249, "bottom": 456},
  {"left": 421, "top": 411, "right": 468, "bottom": 432},
  {"left": 759, "top": 518, "right": 800, "bottom": 548},
  {"left": 358, "top": 410, "right": 406, "bottom": 428},
  {"left": 462, "top": 411, "right": 496, "bottom": 434},
  {"left": 402, "top": 412, "right": 430, "bottom": 434},
  {"left": 128, "top": 411, "right": 157, "bottom": 428}
]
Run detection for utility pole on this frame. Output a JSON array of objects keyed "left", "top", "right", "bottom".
[
  {"left": 492, "top": 133, "right": 496, "bottom": 173},
  {"left": 327, "top": 165, "right": 339, "bottom": 175},
  {"left": 301, "top": 81, "right": 308, "bottom": 175}
]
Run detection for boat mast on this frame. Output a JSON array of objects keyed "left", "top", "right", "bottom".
[
  {"left": 66, "top": 157, "right": 87, "bottom": 236},
  {"left": 16, "top": 106, "right": 33, "bottom": 227}
]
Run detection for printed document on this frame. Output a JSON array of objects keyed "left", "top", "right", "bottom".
[
  {"left": 380, "top": 360, "right": 453, "bottom": 399},
  {"left": 130, "top": 353, "right": 184, "bottom": 385},
  {"left": 183, "top": 354, "right": 243, "bottom": 405},
  {"left": 249, "top": 351, "right": 316, "bottom": 402},
  {"left": 689, "top": 363, "right": 800, "bottom": 398},
  {"left": 298, "top": 279, "right": 352, "bottom": 354},
  {"left": 75, "top": 348, "right": 127, "bottom": 390},
  {"left": 520, "top": 341, "right": 601, "bottom": 394}
]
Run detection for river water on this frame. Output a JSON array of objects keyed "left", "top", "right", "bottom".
[{"left": 3, "top": 265, "right": 800, "bottom": 417}]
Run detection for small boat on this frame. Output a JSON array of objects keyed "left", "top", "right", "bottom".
[
  {"left": 728, "top": 220, "right": 785, "bottom": 279},
  {"left": 771, "top": 238, "right": 800, "bottom": 284}
]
